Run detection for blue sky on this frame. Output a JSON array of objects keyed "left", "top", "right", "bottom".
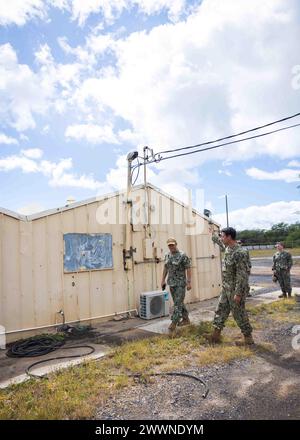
[{"left": 0, "top": 0, "right": 300, "bottom": 229}]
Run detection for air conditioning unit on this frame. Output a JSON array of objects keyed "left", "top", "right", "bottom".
[{"left": 139, "top": 290, "right": 169, "bottom": 320}]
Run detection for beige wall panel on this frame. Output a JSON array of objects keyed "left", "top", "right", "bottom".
[
  {"left": 2, "top": 216, "right": 21, "bottom": 331},
  {"left": 46, "top": 215, "right": 64, "bottom": 324},
  {"left": 87, "top": 202, "right": 101, "bottom": 231},
  {"left": 19, "top": 221, "right": 34, "bottom": 329},
  {"left": 1, "top": 185, "right": 221, "bottom": 341},
  {"left": 61, "top": 210, "right": 78, "bottom": 322},
  {"left": 0, "top": 214, "right": 3, "bottom": 327},
  {"left": 32, "top": 218, "right": 51, "bottom": 327}
]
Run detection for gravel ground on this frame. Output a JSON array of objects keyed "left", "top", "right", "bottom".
[
  {"left": 250, "top": 257, "right": 300, "bottom": 289},
  {"left": 95, "top": 322, "right": 300, "bottom": 420},
  {"left": 94, "top": 259, "right": 300, "bottom": 420}
]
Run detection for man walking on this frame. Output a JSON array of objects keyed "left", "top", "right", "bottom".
[
  {"left": 161, "top": 238, "right": 192, "bottom": 331},
  {"left": 272, "top": 242, "right": 293, "bottom": 298},
  {"left": 207, "top": 227, "right": 254, "bottom": 345}
]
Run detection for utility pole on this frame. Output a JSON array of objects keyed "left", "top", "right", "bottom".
[{"left": 125, "top": 151, "right": 138, "bottom": 311}]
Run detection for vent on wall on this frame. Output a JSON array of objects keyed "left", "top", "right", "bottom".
[{"left": 139, "top": 291, "right": 169, "bottom": 320}]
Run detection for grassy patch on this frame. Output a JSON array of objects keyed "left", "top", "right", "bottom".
[
  {"left": 194, "top": 344, "right": 252, "bottom": 366},
  {"left": 1, "top": 299, "right": 296, "bottom": 420},
  {"left": 249, "top": 248, "right": 300, "bottom": 258},
  {"left": 247, "top": 298, "right": 298, "bottom": 323},
  {"left": 0, "top": 321, "right": 251, "bottom": 420}
]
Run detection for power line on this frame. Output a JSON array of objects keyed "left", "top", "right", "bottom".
[
  {"left": 155, "top": 111, "right": 300, "bottom": 157},
  {"left": 143, "top": 121, "right": 300, "bottom": 165},
  {"left": 131, "top": 156, "right": 140, "bottom": 185}
]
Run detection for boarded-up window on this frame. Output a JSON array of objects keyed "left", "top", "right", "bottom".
[{"left": 64, "top": 233, "right": 113, "bottom": 272}]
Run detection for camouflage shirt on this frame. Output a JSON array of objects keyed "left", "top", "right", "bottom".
[
  {"left": 212, "top": 234, "right": 249, "bottom": 296},
  {"left": 212, "top": 233, "right": 226, "bottom": 252},
  {"left": 244, "top": 249, "right": 252, "bottom": 275},
  {"left": 164, "top": 250, "right": 192, "bottom": 287},
  {"left": 272, "top": 251, "right": 293, "bottom": 271}
]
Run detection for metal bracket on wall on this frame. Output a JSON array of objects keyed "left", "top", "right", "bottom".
[
  {"left": 134, "top": 258, "right": 161, "bottom": 265},
  {"left": 195, "top": 255, "right": 216, "bottom": 260},
  {"left": 123, "top": 247, "right": 137, "bottom": 270}
]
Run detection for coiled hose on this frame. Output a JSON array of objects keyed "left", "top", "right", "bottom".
[{"left": 6, "top": 335, "right": 95, "bottom": 378}]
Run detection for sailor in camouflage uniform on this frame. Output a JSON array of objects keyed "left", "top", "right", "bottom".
[
  {"left": 207, "top": 227, "right": 254, "bottom": 345},
  {"left": 161, "top": 238, "right": 192, "bottom": 331},
  {"left": 272, "top": 242, "right": 293, "bottom": 298}
]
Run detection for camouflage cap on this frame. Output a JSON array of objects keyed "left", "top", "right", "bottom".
[{"left": 167, "top": 237, "right": 177, "bottom": 245}]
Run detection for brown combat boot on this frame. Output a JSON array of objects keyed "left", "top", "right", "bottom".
[
  {"left": 168, "top": 322, "right": 177, "bottom": 332},
  {"left": 205, "top": 328, "right": 222, "bottom": 344},
  {"left": 235, "top": 334, "right": 255, "bottom": 346},
  {"left": 178, "top": 317, "right": 191, "bottom": 327},
  {"left": 279, "top": 293, "right": 287, "bottom": 299}
]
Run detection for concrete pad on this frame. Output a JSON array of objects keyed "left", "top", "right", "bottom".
[
  {"left": 0, "top": 343, "right": 110, "bottom": 389},
  {"left": 137, "top": 317, "right": 170, "bottom": 335},
  {"left": 249, "top": 285, "right": 265, "bottom": 292},
  {"left": 138, "top": 288, "right": 300, "bottom": 335},
  {"left": 137, "top": 309, "right": 215, "bottom": 335},
  {"left": 247, "top": 287, "right": 300, "bottom": 304}
]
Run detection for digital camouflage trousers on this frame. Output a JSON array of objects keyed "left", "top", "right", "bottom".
[
  {"left": 213, "top": 289, "right": 253, "bottom": 336},
  {"left": 170, "top": 286, "right": 189, "bottom": 323},
  {"left": 276, "top": 269, "right": 292, "bottom": 295}
]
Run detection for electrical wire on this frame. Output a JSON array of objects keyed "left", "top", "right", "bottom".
[
  {"left": 131, "top": 121, "right": 300, "bottom": 168},
  {"left": 155, "top": 111, "right": 300, "bottom": 156},
  {"left": 131, "top": 156, "right": 140, "bottom": 185},
  {"left": 109, "top": 371, "right": 209, "bottom": 398},
  {"left": 25, "top": 345, "right": 95, "bottom": 378}
]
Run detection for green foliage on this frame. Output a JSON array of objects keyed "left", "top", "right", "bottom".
[{"left": 238, "top": 222, "right": 300, "bottom": 247}]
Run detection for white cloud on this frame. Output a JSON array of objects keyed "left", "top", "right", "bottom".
[
  {"left": 0, "top": 153, "right": 40, "bottom": 173},
  {"left": 0, "top": 0, "right": 46, "bottom": 26},
  {"left": 0, "top": 133, "right": 18, "bottom": 145},
  {"left": 213, "top": 200, "right": 300, "bottom": 230},
  {"left": 246, "top": 167, "right": 300, "bottom": 183},
  {"left": 2, "top": 0, "right": 300, "bottom": 205},
  {"left": 218, "top": 169, "right": 232, "bottom": 177},
  {"left": 0, "top": 149, "right": 105, "bottom": 189},
  {"left": 68, "top": 0, "right": 188, "bottom": 26},
  {"left": 288, "top": 160, "right": 300, "bottom": 167},
  {"left": 42, "top": 125, "right": 50, "bottom": 134},
  {"left": 19, "top": 134, "right": 29, "bottom": 142},
  {"left": 21, "top": 148, "right": 43, "bottom": 159},
  {"left": 0, "top": 43, "right": 56, "bottom": 131},
  {"left": 0, "top": 0, "right": 188, "bottom": 28},
  {"left": 0, "top": 42, "right": 85, "bottom": 132},
  {"left": 70, "top": 0, "right": 300, "bottom": 175},
  {"left": 65, "top": 123, "right": 120, "bottom": 144},
  {"left": 18, "top": 202, "right": 45, "bottom": 215}
]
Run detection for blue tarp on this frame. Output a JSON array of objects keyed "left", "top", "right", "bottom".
[{"left": 64, "top": 233, "right": 113, "bottom": 272}]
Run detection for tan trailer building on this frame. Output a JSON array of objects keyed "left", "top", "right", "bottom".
[{"left": 0, "top": 183, "right": 222, "bottom": 343}]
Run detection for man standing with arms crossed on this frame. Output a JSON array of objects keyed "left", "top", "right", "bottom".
[
  {"left": 207, "top": 226, "right": 254, "bottom": 345},
  {"left": 161, "top": 238, "right": 192, "bottom": 332}
]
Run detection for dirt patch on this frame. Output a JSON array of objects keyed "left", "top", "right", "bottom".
[{"left": 96, "top": 321, "right": 300, "bottom": 420}]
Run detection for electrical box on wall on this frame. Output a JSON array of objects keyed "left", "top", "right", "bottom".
[
  {"left": 143, "top": 238, "right": 154, "bottom": 259},
  {"left": 154, "top": 246, "right": 164, "bottom": 259}
]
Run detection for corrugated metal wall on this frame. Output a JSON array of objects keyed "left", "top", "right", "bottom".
[{"left": 0, "top": 186, "right": 221, "bottom": 342}]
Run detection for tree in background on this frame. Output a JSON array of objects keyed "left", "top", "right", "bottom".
[{"left": 237, "top": 222, "right": 300, "bottom": 247}]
